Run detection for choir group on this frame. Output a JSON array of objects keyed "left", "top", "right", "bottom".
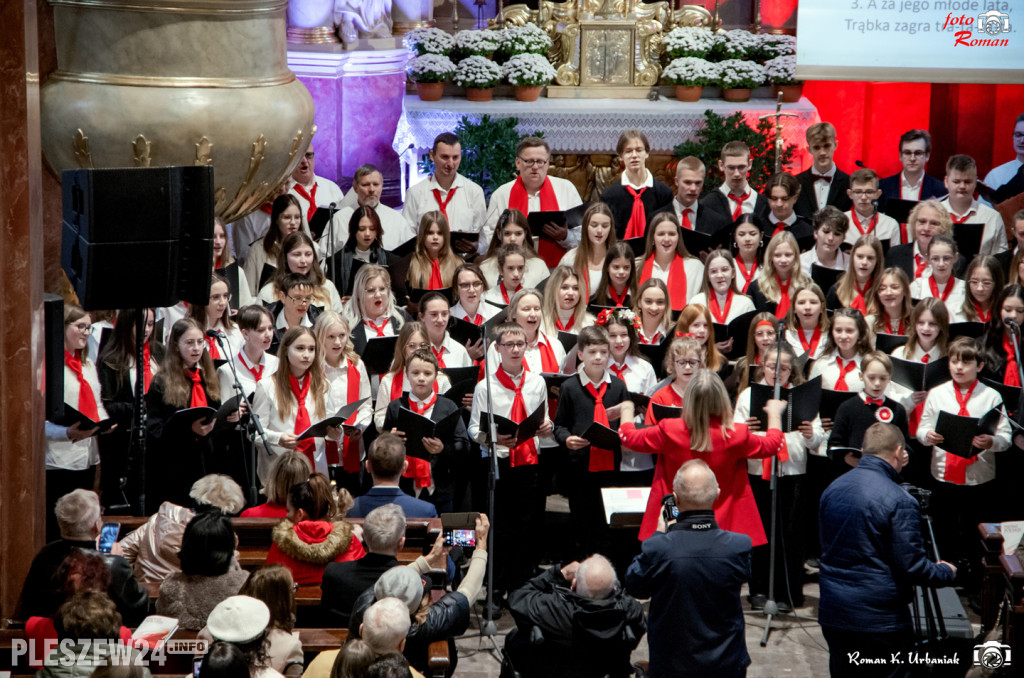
[{"left": 48, "top": 120, "right": 1024, "bottom": 607}]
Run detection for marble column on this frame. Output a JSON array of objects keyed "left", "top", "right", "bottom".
[
  {"left": 290, "top": 46, "right": 409, "bottom": 206},
  {"left": 0, "top": 0, "right": 47, "bottom": 621}
]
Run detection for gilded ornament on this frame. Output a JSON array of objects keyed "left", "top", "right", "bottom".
[
  {"left": 195, "top": 137, "right": 214, "bottom": 166},
  {"left": 73, "top": 129, "right": 93, "bottom": 169},
  {"left": 132, "top": 134, "right": 152, "bottom": 167}
]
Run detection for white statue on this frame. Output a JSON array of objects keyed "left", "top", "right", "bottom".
[{"left": 334, "top": 0, "right": 393, "bottom": 44}]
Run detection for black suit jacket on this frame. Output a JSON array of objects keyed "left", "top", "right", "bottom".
[
  {"left": 694, "top": 204, "right": 732, "bottom": 235},
  {"left": 700, "top": 190, "right": 770, "bottom": 224},
  {"left": 760, "top": 215, "right": 815, "bottom": 252},
  {"left": 552, "top": 374, "right": 627, "bottom": 466},
  {"left": 794, "top": 168, "right": 852, "bottom": 219},
  {"left": 601, "top": 181, "right": 676, "bottom": 239},
  {"left": 321, "top": 552, "right": 399, "bottom": 627},
  {"left": 877, "top": 173, "right": 946, "bottom": 213},
  {"left": 264, "top": 301, "right": 324, "bottom": 356}
]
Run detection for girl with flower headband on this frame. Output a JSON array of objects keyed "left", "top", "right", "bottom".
[
  {"left": 541, "top": 265, "right": 594, "bottom": 337},
  {"left": 866, "top": 267, "right": 912, "bottom": 337},
  {"left": 645, "top": 336, "right": 704, "bottom": 418},
  {"left": 733, "top": 313, "right": 779, "bottom": 395},
  {"left": 592, "top": 241, "right": 638, "bottom": 309},
  {"left": 689, "top": 248, "right": 757, "bottom": 355},
  {"left": 891, "top": 297, "right": 949, "bottom": 436},
  {"left": 734, "top": 341, "right": 823, "bottom": 611},
  {"left": 826, "top": 234, "right": 884, "bottom": 314},
  {"left": 479, "top": 208, "right": 549, "bottom": 289},
  {"left": 747, "top": 231, "right": 810, "bottom": 320},
  {"left": 784, "top": 283, "right": 829, "bottom": 362},
  {"left": 673, "top": 304, "right": 724, "bottom": 374},
  {"left": 638, "top": 212, "right": 704, "bottom": 312},
  {"left": 632, "top": 279, "right": 673, "bottom": 345},
  {"left": 558, "top": 202, "right": 616, "bottom": 299}
]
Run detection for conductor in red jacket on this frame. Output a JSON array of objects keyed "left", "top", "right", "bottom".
[{"left": 618, "top": 369, "right": 787, "bottom": 544}]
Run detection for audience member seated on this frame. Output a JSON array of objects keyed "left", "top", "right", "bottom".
[
  {"left": 323, "top": 504, "right": 405, "bottom": 626},
  {"left": 25, "top": 550, "right": 133, "bottom": 668},
  {"left": 235, "top": 565, "right": 304, "bottom": 677},
  {"left": 266, "top": 472, "right": 365, "bottom": 585},
  {"left": 348, "top": 434, "right": 438, "bottom": 519},
  {"left": 36, "top": 591, "right": 151, "bottom": 678},
  {"left": 361, "top": 598, "right": 424, "bottom": 678},
  {"left": 157, "top": 511, "right": 249, "bottom": 630},
  {"left": 119, "top": 474, "right": 246, "bottom": 584},
  {"left": 366, "top": 653, "right": 417, "bottom": 678},
  {"left": 200, "top": 641, "right": 254, "bottom": 678},
  {"left": 242, "top": 451, "right": 312, "bottom": 519},
  {"left": 18, "top": 489, "right": 148, "bottom": 626},
  {"left": 301, "top": 638, "right": 373, "bottom": 678},
  {"left": 206, "top": 596, "right": 285, "bottom": 678},
  {"left": 504, "top": 554, "right": 646, "bottom": 678},
  {"left": 625, "top": 460, "right": 751, "bottom": 678},
  {"left": 348, "top": 515, "right": 490, "bottom": 677}
]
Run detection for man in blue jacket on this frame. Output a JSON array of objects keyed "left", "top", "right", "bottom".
[
  {"left": 625, "top": 459, "right": 751, "bottom": 678},
  {"left": 819, "top": 422, "right": 957, "bottom": 677}
]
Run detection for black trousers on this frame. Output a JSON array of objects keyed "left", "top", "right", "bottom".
[
  {"left": 749, "top": 473, "right": 806, "bottom": 606},
  {"left": 929, "top": 478, "right": 998, "bottom": 590},
  {"left": 822, "top": 626, "right": 914, "bottom": 678},
  {"left": 493, "top": 456, "right": 543, "bottom": 594}
]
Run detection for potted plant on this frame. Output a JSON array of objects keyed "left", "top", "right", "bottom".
[
  {"left": 716, "top": 59, "right": 765, "bottom": 102},
  {"left": 497, "top": 23, "right": 552, "bottom": 62},
  {"left": 662, "top": 57, "right": 718, "bottom": 102},
  {"left": 760, "top": 34, "right": 797, "bottom": 59},
  {"left": 452, "top": 29, "right": 502, "bottom": 61},
  {"left": 454, "top": 55, "right": 503, "bottom": 101},
  {"left": 502, "top": 52, "right": 557, "bottom": 101},
  {"left": 402, "top": 27, "right": 455, "bottom": 56},
  {"left": 407, "top": 54, "right": 456, "bottom": 101},
  {"left": 764, "top": 54, "right": 803, "bottom": 102},
  {"left": 662, "top": 27, "right": 715, "bottom": 59},
  {"left": 709, "top": 29, "right": 760, "bottom": 61}
]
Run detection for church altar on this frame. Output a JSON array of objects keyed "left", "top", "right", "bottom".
[{"left": 393, "top": 93, "right": 820, "bottom": 199}]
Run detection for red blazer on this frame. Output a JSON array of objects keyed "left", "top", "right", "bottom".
[{"left": 619, "top": 417, "right": 783, "bottom": 544}]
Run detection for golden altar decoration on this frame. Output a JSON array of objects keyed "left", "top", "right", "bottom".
[{"left": 495, "top": 1, "right": 717, "bottom": 98}]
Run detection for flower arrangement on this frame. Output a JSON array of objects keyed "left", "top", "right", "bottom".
[
  {"left": 502, "top": 52, "right": 557, "bottom": 86},
  {"left": 710, "top": 29, "right": 761, "bottom": 60},
  {"left": 403, "top": 27, "right": 454, "bottom": 56},
  {"left": 595, "top": 307, "right": 643, "bottom": 332},
  {"left": 453, "top": 29, "right": 503, "bottom": 58},
  {"left": 453, "top": 55, "right": 503, "bottom": 89},
  {"left": 406, "top": 54, "right": 457, "bottom": 84},
  {"left": 661, "top": 27, "right": 715, "bottom": 59},
  {"left": 499, "top": 23, "right": 552, "bottom": 56},
  {"left": 763, "top": 55, "right": 798, "bottom": 85},
  {"left": 716, "top": 59, "right": 765, "bottom": 89},
  {"left": 661, "top": 57, "right": 719, "bottom": 86},
  {"left": 760, "top": 34, "right": 797, "bottom": 59}
]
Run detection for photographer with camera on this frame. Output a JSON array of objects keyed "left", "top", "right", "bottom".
[{"left": 819, "top": 422, "right": 957, "bottom": 677}]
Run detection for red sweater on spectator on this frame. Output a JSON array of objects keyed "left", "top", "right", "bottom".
[
  {"left": 26, "top": 617, "right": 132, "bottom": 667},
  {"left": 265, "top": 520, "right": 364, "bottom": 585},
  {"left": 240, "top": 502, "right": 288, "bottom": 519}
]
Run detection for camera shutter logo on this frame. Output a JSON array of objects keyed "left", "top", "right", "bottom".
[
  {"left": 974, "top": 641, "right": 1011, "bottom": 669},
  {"left": 978, "top": 10, "right": 1011, "bottom": 36}
]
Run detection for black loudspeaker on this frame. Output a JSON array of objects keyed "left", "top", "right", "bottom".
[
  {"left": 43, "top": 294, "right": 65, "bottom": 422},
  {"left": 61, "top": 166, "right": 215, "bottom": 310}
]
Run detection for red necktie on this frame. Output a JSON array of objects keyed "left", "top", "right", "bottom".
[
  {"left": 610, "top": 363, "right": 627, "bottom": 381},
  {"left": 834, "top": 358, "right": 856, "bottom": 391},
  {"left": 944, "top": 380, "right": 979, "bottom": 484},
  {"left": 729, "top": 191, "right": 750, "bottom": 221},
  {"left": 775, "top": 275, "right": 792, "bottom": 319},
  {"left": 142, "top": 341, "right": 153, "bottom": 393},
  {"left": 586, "top": 381, "right": 615, "bottom": 472},
  {"left": 500, "top": 281, "right": 519, "bottom": 305},
  {"left": 852, "top": 279, "right": 871, "bottom": 314},
  {"left": 290, "top": 373, "right": 316, "bottom": 467},
  {"left": 609, "top": 286, "right": 628, "bottom": 308},
  {"left": 709, "top": 290, "right": 733, "bottom": 324},
  {"left": 64, "top": 351, "right": 99, "bottom": 421},
  {"left": 929, "top": 276, "right": 953, "bottom": 302},
  {"left": 188, "top": 368, "right": 208, "bottom": 408},
  {"left": 365, "top": 318, "right": 389, "bottom": 337},
  {"left": 951, "top": 210, "right": 974, "bottom": 224},
  {"left": 555, "top": 315, "right": 575, "bottom": 332},
  {"left": 292, "top": 183, "right": 318, "bottom": 223},
  {"left": 1005, "top": 336, "right": 1021, "bottom": 388},
  {"left": 737, "top": 259, "right": 757, "bottom": 294},
  {"left": 914, "top": 253, "right": 928, "bottom": 279},
  {"left": 681, "top": 208, "right": 693, "bottom": 230},
  {"left": 799, "top": 327, "right": 822, "bottom": 355},
  {"left": 624, "top": 187, "right": 648, "bottom": 240},
  {"left": 205, "top": 334, "right": 221, "bottom": 360},
  {"left": 341, "top": 361, "right": 363, "bottom": 472},
  {"left": 431, "top": 346, "right": 447, "bottom": 369},
  {"left": 771, "top": 220, "right": 787, "bottom": 238},
  {"left": 403, "top": 393, "right": 437, "bottom": 489},
  {"left": 909, "top": 354, "right": 930, "bottom": 435},
  {"left": 432, "top": 187, "right": 457, "bottom": 219},
  {"left": 239, "top": 352, "right": 264, "bottom": 383},
  {"left": 428, "top": 260, "right": 444, "bottom": 290},
  {"left": 494, "top": 367, "right": 538, "bottom": 467},
  {"left": 851, "top": 211, "right": 877, "bottom": 236}
]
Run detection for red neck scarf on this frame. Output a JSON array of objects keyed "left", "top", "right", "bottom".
[
  {"left": 365, "top": 317, "right": 389, "bottom": 337},
  {"left": 608, "top": 286, "right": 629, "bottom": 308},
  {"left": 292, "top": 183, "right": 318, "bottom": 223},
  {"left": 432, "top": 186, "right": 457, "bottom": 219},
  {"left": 555, "top": 314, "right": 575, "bottom": 332},
  {"left": 494, "top": 367, "right": 538, "bottom": 466},
  {"left": 944, "top": 380, "right": 980, "bottom": 484},
  {"left": 951, "top": 209, "right": 975, "bottom": 224},
  {"left": 737, "top": 258, "right": 758, "bottom": 294},
  {"left": 428, "top": 260, "right": 444, "bottom": 290},
  {"left": 64, "top": 351, "right": 99, "bottom": 421},
  {"left": 914, "top": 252, "right": 928, "bottom": 279},
  {"left": 432, "top": 345, "right": 447, "bottom": 369},
  {"left": 834, "top": 357, "right": 857, "bottom": 391},
  {"left": 974, "top": 302, "right": 991, "bottom": 323},
  {"left": 799, "top": 327, "right": 822, "bottom": 356},
  {"left": 1005, "top": 335, "right": 1021, "bottom": 388},
  {"left": 641, "top": 255, "right": 687, "bottom": 311},
  {"left": 188, "top": 368, "right": 208, "bottom": 408},
  {"left": 465, "top": 312, "right": 484, "bottom": 326},
  {"left": 586, "top": 380, "right": 615, "bottom": 472},
  {"left": 499, "top": 281, "right": 519, "bottom": 305},
  {"left": 709, "top": 289, "right": 733, "bottom": 324},
  {"left": 624, "top": 186, "right": 648, "bottom": 240},
  {"left": 762, "top": 424, "right": 790, "bottom": 480},
  {"left": 610, "top": 362, "right": 628, "bottom": 381},
  {"left": 205, "top": 334, "right": 221, "bottom": 360},
  {"left": 639, "top": 328, "right": 662, "bottom": 345},
  {"left": 142, "top": 341, "right": 153, "bottom": 393},
  {"left": 403, "top": 392, "right": 438, "bottom": 488},
  {"left": 342, "top": 361, "right": 363, "bottom": 473},
  {"left": 525, "top": 335, "right": 559, "bottom": 373},
  {"left": 929, "top": 276, "right": 953, "bottom": 302},
  {"left": 239, "top": 352, "right": 264, "bottom": 383},
  {"left": 260, "top": 203, "right": 273, "bottom": 215},
  {"left": 728, "top": 191, "right": 751, "bottom": 221},
  {"left": 290, "top": 373, "right": 316, "bottom": 465},
  {"left": 909, "top": 354, "right": 931, "bottom": 435},
  {"left": 509, "top": 176, "right": 561, "bottom": 267},
  {"left": 850, "top": 210, "right": 877, "bottom": 236},
  {"left": 852, "top": 278, "right": 872, "bottom": 314},
  {"left": 885, "top": 316, "right": 905, "bottom": 335},
  {"left": 775, "top": 275, "right": 792, "bottom": 319}
]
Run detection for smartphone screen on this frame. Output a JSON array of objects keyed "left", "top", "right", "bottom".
[
  {"left": 97, "top": 522, "right": 120, "bottom": 554},
  {"left": 444, "top": 529, "right": 476, "bottom": 548},
  {"left": 193, "top": 658, "right": 203, "bottom": 678}
]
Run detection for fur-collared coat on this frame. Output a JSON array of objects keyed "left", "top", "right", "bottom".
[{"left": 265, "top": 520, "right": 365, "bottom": 585}]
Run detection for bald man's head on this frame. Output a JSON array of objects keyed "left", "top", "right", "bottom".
[
  {"left": 673, "top": 459, "right": 719, "bottom": 511},
  {"left": 574, "top": 554, "right": 618, "bottom": 600}
]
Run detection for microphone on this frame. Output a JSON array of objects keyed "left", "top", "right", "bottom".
[
  {"left": 205, "top": 329, "right": 226, "bottom": 338},
  {"left": 1007, "top": 319, "right": 1020, "bottom": 333},
  {"left": 855, "top": 160, "right": 866, "bottom": 168},
  {"left": 328, "top": 202, "right": 336, "bottom": 209}
]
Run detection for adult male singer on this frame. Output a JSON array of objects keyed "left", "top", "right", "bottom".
[
  {"left": 794, "top": 122, "right": 852, "bottom": 219},
  {"left": 672, "top": 156, "right": 730, "bottom": 235},
  {"left": 331, "top": 165, "right": 417, "bottom": 252},
  {"left": 402, "top": 132, "right": 486, "bottom": 243},
  {"left": 982, "top": 113, "right": 1024, "bottom": 202},
  {"left": 877, "top": 129, "right": 945, "bottom": 212},
  {"left": 288, "top": 148, "right": 346, "bottom": 234}
]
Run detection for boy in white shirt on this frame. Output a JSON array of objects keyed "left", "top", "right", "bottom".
[
  {"left": 801, "top": 206, "right": 850, "bottom": 276},
  {"left": 940, "top": 154, "right": 1008, "bottom": 257},
  {"left": 844, "top": 168, "right": 900, "bottom": 248}
]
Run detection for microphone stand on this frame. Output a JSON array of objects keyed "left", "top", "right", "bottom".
[
  {"left": 127, "top": 309, "right": 148, "bottom": 515},
  {"left": 325, "top": 202, "right": 339, "bottom": 288},
  {"left": 480, "top": 333, "right": 500, "bottom": 643},
  {"left": 213, "top": 331, "right": 272, "bottom": 506},
  {"left": 761, "top": 318, "right": 789, "bottom": 647},
  {"left": 1010, "top": 322, "right": 1024, "bottom": 426}
]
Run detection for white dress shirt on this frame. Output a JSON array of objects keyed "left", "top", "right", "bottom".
[
  {"left": 259, "top": 279, "right": 343, "bottom": 313},
  {"left": 939, "top": 197, "right": 1008, "bottom": 256},
  {"left": 45, "top": 360, "right": 107, "bottom": 471},
  {"left": 468, "top": 368, "right": 548, "bottom": 459},
  {"left": 610, "top": 355, "right": 657, "bottom": 472},
  {"left": 800, "top": 248, "right": 849, "bottom": 277},
  {"left": 450, "top": 300, "right": 502, "bottom": 324},
  {"left": 403, "top": 173, "right": 487, "bottom": 234},
  {"left": 479, "top": 255, "right": 550, "bottom": 290},
  {"left": 673, "top": 199, "right": 701, "bottom": 228},
  {"left": 642, "top": 256, "right": 705, "bottom": 307},
  {"left": 480, "top": 175, "right": 583, "bottom": 255},
  {"left": 373, "top": 371, "right": 452, "bottom": 431},
  {"left": 324, "top": 358, "right": 373, "bottom": 433},
  {"left": 718, "top": 182, "right": 759, "bottom": 216},
  {"left": 288, "top": 176, "right": 346, "bottom": 234},
  {"left": 688, "top": 291, "right": 756, "bottom": 323},
  {"left": 558, "top": 248, "right": 605, "bottom": 295},
  {"left": 844, "top": 210, "right": 900, "bottom": 247},
  {"left": 431, "top": 333, "right": 474, "bottom": 369},
  {"left": 218, "top": 349, "right": 280, "bottom": 401},
  {"left": 809, "top": 349, "right": 864, "bottom": 392},
  {"left": 811, "top": 165, "right": 837, "bottom": 210},
  {"left": 785, "top": 327, "right": 828, "bottom": 362},
  {"left": 900, "top": 172, "right": 925, "bottom": 201},
  {"left": 909, "top": 276, "right": 967, "bottom": 315},
  {"left": 982, "top": 159, "right": 1024, "bottom": 203}
]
